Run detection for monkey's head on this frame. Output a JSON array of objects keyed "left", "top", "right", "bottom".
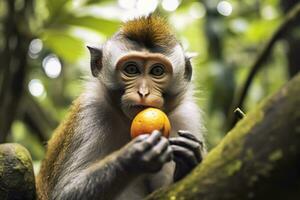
[{"left": 88, "top": 15, "right": 193, "bottom": 119}]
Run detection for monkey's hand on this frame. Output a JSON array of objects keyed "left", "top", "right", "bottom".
[
  {"left": 119, "top": 130, "right": 173, "bottom": 174},
  {"left": 169, "top": 130, "right": 204, "bottom": 182}
]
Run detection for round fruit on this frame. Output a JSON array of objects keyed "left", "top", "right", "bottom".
[{"left": 130, "top": 108, "right": 171, "bottom": 138}]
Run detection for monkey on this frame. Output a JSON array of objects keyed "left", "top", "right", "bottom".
[{"left": 36, "top": 15, "right": 206, "bottom": 200}]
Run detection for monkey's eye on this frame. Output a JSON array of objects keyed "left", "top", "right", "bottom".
[
  {"left": 123, "top": 62, "right": 140, "bottom": 76},
  {"left": 150, "top": 64, "right": 165, "bottom": 77}
]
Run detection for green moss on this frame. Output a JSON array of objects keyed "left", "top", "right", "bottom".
[
  {"left": 0, "top": 148, "right": 7, "bottom": 177},
  {"left": 259, "top": 163, "right": 274, "bottom": 177},
  {"left": 190, "top": 108, "right": 264, "bottom": 176},
  {"left": 0, "top": 153, "right": 3, "bottom": 176},
  {"left": 170, "top": 196, "right": 176, "bottom": 200},
  {"left": 14, "top": 144, "right": 31, "bottom": 167},
  {"left": 245, "top": 148, "right": 254, "bottom": 161},
  {"left": 192, "top": 186, "right": 198, "bottom": 193},
  {"left": 268, "top": 149, "right": 283, "bottom": 161},
  {"left": 0, "top": 166, "right": 3, "bottom": 176},
  {"left": 14, "top": 145, "right": 35, "bottom": 186},
  {"left": 248, "top": 175, "right": 258, "bottom": 186},
  {"left": 226, "top": 160, "right": 242, "bottom": 176},
  {"left": 0, "top": 143, "right": 36, "bottom": 198}
]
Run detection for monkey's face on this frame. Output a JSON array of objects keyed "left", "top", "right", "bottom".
[
  {"left": 116, "top": 52, "right": 173, "bottom": 119},
  {"left": 88, "top": 40, "right": 191, "bottom": 119}
]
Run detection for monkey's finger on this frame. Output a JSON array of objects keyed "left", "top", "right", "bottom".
[
  {"left": 173, "top": 156, "right": 189, "bottom": 170},
  {"left": 144, "top": 130, "right": 161, "bottom": 146},
  {"left": 158, "top": 146, "right": 173, "bottom": 163},
  {"left": 131, "top": 134, "right": 151, "bottom": 152},
  {"left": 171, "top": 145, "right": 198, "bottom": 167},
  {"left": 143, "top": 137, "right": 169, "bottom": 161},
  {"left": 178, "top": 130, "right": 203, "bottom": 145},
  {"left": 173, "top": 157, "right": 191, "bottom": 182},
  {"left": 152, "top": 137, "right": 169, "bottom": 153},
  {"left": 134, "top": 134, "right": 150, "bottom": 143},
  {"left": 134, "top": 131, "right": 162, "bottom": 154},
  {"left": 152, "top": 136, "right": 169, "bottom": 154},
  {"left": 169, "top": 137, "right": 199, "bottom": 149},
  {"left": 169, "top": 137, "right": 202, "bottom": 162}
]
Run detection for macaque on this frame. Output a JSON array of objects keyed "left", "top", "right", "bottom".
[{"left": 36, "top": 15, "right": 206, "bottom": 200}]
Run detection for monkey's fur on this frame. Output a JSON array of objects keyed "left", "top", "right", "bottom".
[{"left": 37, "top": 15, "right": 206, "bottom": 200}]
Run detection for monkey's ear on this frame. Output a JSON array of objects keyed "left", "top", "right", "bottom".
[
  {"left": 184, "top": 57, "right": 192, "bottom": 81},
  {"left": 184, "top": 52, "right": 197, "bottom": 81},
  {"left": 87, "top": 46, "right": 103, "bottom": 77}
]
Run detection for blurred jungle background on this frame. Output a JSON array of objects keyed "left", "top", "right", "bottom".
[{"left": 0, "top": 0, "right": 299, "bottom": 174}]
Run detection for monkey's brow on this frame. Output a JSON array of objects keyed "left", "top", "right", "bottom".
[{"left": 121, "top": 37, "right": 173, "bottom": 55}]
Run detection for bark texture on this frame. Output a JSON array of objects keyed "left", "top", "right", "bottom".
[
  {"left": 0, "top": 143, "right": 36, "bottom": 200},
  {"left": 146, "top": 73, "right": 300, "bottom": 200}
]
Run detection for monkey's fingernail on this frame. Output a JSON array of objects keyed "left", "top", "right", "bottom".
[
  {"left": 178, "top": 130, "right": 188, "bottom": 135},
  {"left": 152, "top": 130, "right": 162, "bottom": 136}
]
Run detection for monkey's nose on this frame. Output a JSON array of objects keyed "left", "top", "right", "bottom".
[{"left": 137, "top": 87, "right": 150, "bottom": 98}]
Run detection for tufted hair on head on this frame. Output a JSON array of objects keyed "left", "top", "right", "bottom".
[{"left": 120, "top": 15, "right": 178, "bottom": 50}]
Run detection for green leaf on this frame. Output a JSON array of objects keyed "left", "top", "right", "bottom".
[
  {"left": 46, "top": 0, "right": 70, "bottom": 16},
  {"left": 44, "top": 0, "right": 72, "bottom": 28},
  {"left": 57, "top": 15, "right": 120, "bottom": 36},
  {"left": 86, "top": 0, "right": 112, "bottom": 5},
  {"left": 245, "top": 19, "right": 280, "bottom": 43},
  {"left": 41, "top": 29, "right": 85, "bottom": 62}
]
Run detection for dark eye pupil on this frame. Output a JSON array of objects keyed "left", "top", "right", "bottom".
[
  {"left": 125, "top": 64, "right": 138, "bottom": 74},
  {"left": 151, "top": 66, "right": 164, "bottom": 76}
]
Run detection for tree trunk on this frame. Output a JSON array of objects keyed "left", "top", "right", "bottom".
[
  {"left": 0, "top": 0, "right": 33, "bottom": 142},
  {"left": 146, "top": 72, "right": 300, "bottom": 200}
]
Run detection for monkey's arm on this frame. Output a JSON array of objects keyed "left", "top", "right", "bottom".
[
  {"left": 52, "top": 131, "right": 172, "bottom": 200},
  {"left": 169, "top": 130, "right": 205, "bottom": 182},
  {"left": 53, "top": 151, "right": 133, "bottom": 200}
]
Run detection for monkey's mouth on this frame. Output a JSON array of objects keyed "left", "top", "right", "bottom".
[
  {"left": 128, "top": 104, "right": 155, "bottom": 115},
  {"left": 124, "top": 103, "right": 161, "bottom": 119},
  {"left": 129, "top": 104, "right": 150, "bottom": 113},
  {"left": 131, "top": 105, "right": 150, "bottom": 109}
]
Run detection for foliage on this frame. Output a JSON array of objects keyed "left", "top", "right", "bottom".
[{"left": 1, "top": 0, "right": 297, "bottom": 172}]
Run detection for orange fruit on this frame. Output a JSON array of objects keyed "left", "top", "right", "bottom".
[{"left": 130, "top": 108, "right": 171, "bottom": 138}]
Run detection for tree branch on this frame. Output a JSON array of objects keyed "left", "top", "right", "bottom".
[
  {"left": 229, "top": 3, "right": 300, "bottom": 128},
  {"left": 0, "top": 143, "right": 36, "bottom": 199},
  {"left": 146, "top": 72, "right": 300, "bottom": 200},
  {"left": 0, "top": 0, "right": 33, "bottom": 142}
]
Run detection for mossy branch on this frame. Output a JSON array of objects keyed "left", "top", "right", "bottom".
[
  {"left": 0, "top": 143, "right": 36, "bottom": 200},
  {"left": 146, "top": 72, "right": 300, "bottom": 200}
]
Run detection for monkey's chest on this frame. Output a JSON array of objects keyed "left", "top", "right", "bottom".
[
  {"left": 115, "top": 176, "right": 149, "bottom": 200},
  {"left": 116, "top": 162, "right": 175, "bottom": 200}
]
